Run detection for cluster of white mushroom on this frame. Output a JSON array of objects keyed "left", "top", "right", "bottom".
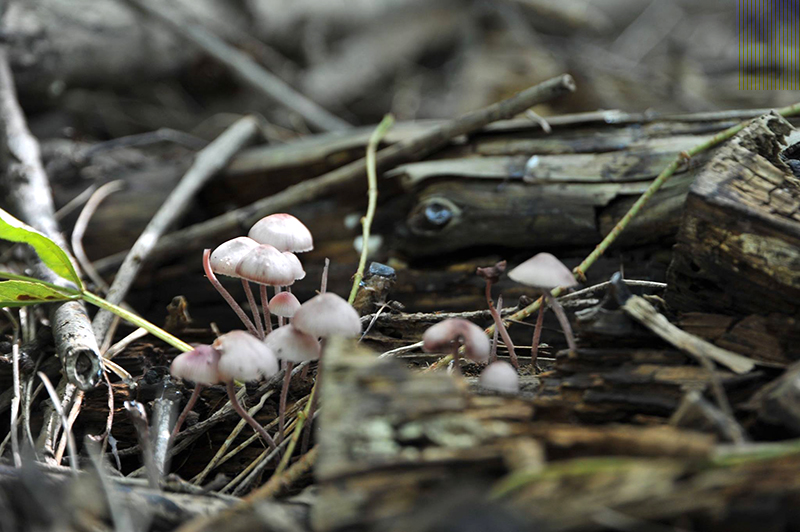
[
  {"left": 421, "top": 252, "right": 579, "bottom": 395},
  {"left": 170, "top": 213, "right": 361, "bottom": 448}
]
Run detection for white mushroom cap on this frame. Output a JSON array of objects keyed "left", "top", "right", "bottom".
[
  {"left": 292, "top": 293, "right": 362, "bottom": 338},
  {"left": 209, "top": 237, "right": 259, "bottom": 278},
  {"left": 264, "top": 325, "right": 321, "bottom": 363},
  {"left": 479, "top": 361, "right": 519, "bottom": 393},
  {"left": 507, "top": 253, "right": 578, "bottom": 290},
  {"left": 248, "top": 214, "right": 314, "bottom": 253},
  {"left": 282, "top": 252, "right": 306, "bottom": 280},
  {"left": 170, "top": 345, "right": 222, "bottom": 385},
  {"left": 270, "top": 291, "right": 301, "bottom": 318},
  {"left": 422, "top": 318, "right": 491, "bottom": 363},
  {"left": 214, "top": 330, "right": 279, "bottom": 381},
  {"left": 235, "top": 244, "right": 296, "bottom": 286}
]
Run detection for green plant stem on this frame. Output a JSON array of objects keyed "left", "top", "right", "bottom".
[
  {"left": 272, "top": 383, "right": 316, "bottom": 477},
  {"left": 489, "top": 102, "right": 800, "bottom": 332},
  {"left": 348, "top": 114, "right": 395, "bottom": 304},
  {"left": 81, "top": 290, "right": 192, "bottom": 352}
]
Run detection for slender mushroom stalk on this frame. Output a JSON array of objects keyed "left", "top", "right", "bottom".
[
  {"left": 530, "top": 299, "right": 545, "bottom": 370},
  {"left": 264, "top": 324, "right": 320, "bottom": 443},
  {"left": 169, "top": 344, "right": 222, "bottom": 440},
  {"left": 489, "top": 295, "right": 503, "bottom": 363},
  {"left": 202, "top": 249, "right": 258, "bottom": 337},
  {"left": 477, "top": 261, "right": 518, "bottom": 368},
  {"left": 423, "top": 318, "right": 491, "bottom": 375},
  {"left": 542, "top": 291, "right": 577, "bottom": 353},
  {"left": 508, "top": 253, "right": 580, "bottom": 360},
  {"left": 214, "top": 331, "right": 281, "bottom": 451},
  {"left": 241, "top": 279, "right": 264, "bottom": 339}
]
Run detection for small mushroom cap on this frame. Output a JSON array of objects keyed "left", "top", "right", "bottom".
[
  {"left": 292, "top": 293, "right": 362, "bottom": 338},
  {"left": 479, "top": 361, "right": 520, "bottom": 393},
  {"left": 422, "top": 318, "right": 491, "bottom": 363},
  {"left": 269, "top": 291, "right": 301, "bottom": 318},
  {"left": 170, "top": 345, "right": 222, "bottom": 385},
  {"left": 235, "top": 245, "right": 296, "bottom": 286},
  {"left": 214, "top": 330, "right": 279, "bottom": 381},
  {"left": 507, "top": 253, "right": 578, "bottom": 290},
  {"left": 282, "top": 252, "right": 306, "bottom": 280},
  {"left": 248, "top": 214, "right": 314, "bottom": 253},
  {"left": 264, "top": 325, "right": 321, "bottom": 363},
  {"left": 209, "top": 237, "right": 259, "bottom": 277}
]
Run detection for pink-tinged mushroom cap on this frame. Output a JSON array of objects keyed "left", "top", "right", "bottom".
[
  {"left": 209, "top": 237, "right": 259, "bottom": 278},
  {"left": 170, "top": 345, "right": 222, "bottom": 385},
  {"left": 248, "top": 214, "right": 314, "bottom": 253},
  {"left": 264, "top": 325, "right": 321, "bottom": 363},
  {"left": 507, "top": 252, "right": 578, "bottom": 290},
  {"left": 235, "top": 244, "right": 296, "bottom": 286},
  {"left": 422, "top": 318, "right": 491, "bottom": 363},
  {"left": 213, "top": 330, "right": 279, "bottom": 381},
  {"left": 282, "top": 252, "right": 306, "bottom": 281},
  {"left": 479, "top": 361, "right": 520, "bottom": 393},
  {"left": 270, "top": 291, "right": 301, "bottom": 318},
  {"left": 292, "top": 293, "right": 362, "bottom": 338}
]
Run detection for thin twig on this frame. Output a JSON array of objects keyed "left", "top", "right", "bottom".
[
  {"left": 38, "top": 372, "right": 78, "bottom": 474},
  {"left": 348, "top": 114, "right": 395, "bottom": 304},
  {"left": 124, "top": 0, "right": 350, "bottom": 132},
  {"left": 95, "top": 75, "right": 576, "bottom": 272},
  {"left": 71, "top": 180, "right": 125, "bottom": 293},
  {"left": 10, "top": 341, "right": 21, "bottom": 467},
  {"left": 92, "top": 116, "right": 260, "bottom": 341}
]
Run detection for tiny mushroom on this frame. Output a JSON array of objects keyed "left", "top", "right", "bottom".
[
  {"left": 212, "top": 330, "right": 280, "bottom": 450},
  {"left": 249, "top": 213, "right": 314, "bottom": 253},
  {"left": 169, "top": 344, "right": 221, "bottom": 439},
  {"left": 479, "top": 361, "right": 520, "bottom": 394},
  {"left": 292, "top": 293, "right": 362, "bottom": 339},
  {"left": 269, "top": 291, "right": 302, "bottom": 319},
  {"left": 508, "top": 252, "right": 579, "bottom": 360},
  {"left": 423, "top": 318, "right": 490, "bottom": 374}
]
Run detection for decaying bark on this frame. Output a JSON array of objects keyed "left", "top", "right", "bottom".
[{"left": 666, "top": 113, "right": 800, "bottom": 318}]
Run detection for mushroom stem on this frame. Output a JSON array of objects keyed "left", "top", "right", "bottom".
[
  {"left": 543, "top": 291, "right": 577, "bottom": 354},
  {"left": 489, "top": 295, "right": 502, "bottom": 363},
  {"left": 260, "top": 284, "right": 273, "bottom": 334},
  {"left": 225, "top": 381, "right": 277, "bottom": 452},
  {"left": 202, "top": 249, "right": 259, "bottom": 337},
  {"left": 275, "top": 286, "right": 285, "bottom": 327},
  {"left": 171, "top": 384, "right": 203, "bottom": 441},
  {"left": 241, "top": 280, "right": 265, "bottom": 339},
  {"left": 320, "top": 258, "right": 330, "bottom": 294},
  {"left": 277, "top": 361, "right": 294, "bottom": 443},
  {"left": 484, "top": 281, "right": 519, "bottom": 368},
  {"left": 530, "top": 300, "right": 545, "bottom": 371}
]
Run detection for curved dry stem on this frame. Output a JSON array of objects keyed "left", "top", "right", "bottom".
[
  {"left": 202, "top": 249, "right": 258, "bottom": 336},
  {"left": 171, "top": 385, "right": 203, "bottom": 441},
  {"left": 242, "top": 280, "right": 264, "bottom": 339},
  {"left": 543, "top": 291, "right": 577, "bottom": 353},
  {"left": 226, "top": 381, "right": 277, "bottom": 452}
]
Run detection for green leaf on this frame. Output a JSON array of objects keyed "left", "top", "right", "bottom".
[
  {"left": 0, "top": 208, "right": 82, "bottom": 288},
  {"left": 0, "top": 280, "right": 80, "bottom": 307}
]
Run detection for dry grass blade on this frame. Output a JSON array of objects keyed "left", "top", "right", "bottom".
[{"left": 38, "top": 372, "right": 78, "bottom": 473}]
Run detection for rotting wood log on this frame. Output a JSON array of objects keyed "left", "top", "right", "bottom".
[{"left": 666, "top": 113, "right": 800, "bottom": 318}]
